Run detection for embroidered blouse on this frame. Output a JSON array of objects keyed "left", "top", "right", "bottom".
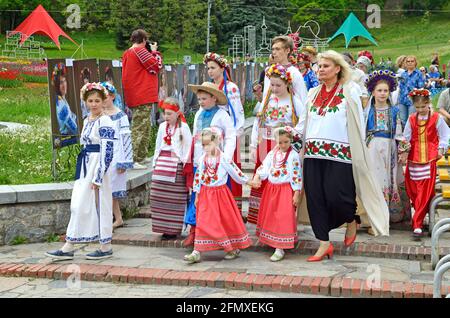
[
  {"left": 256, "top": 148, "right": 302, "bottom": 191},
  {"left": 219, "top": 81, "right": 245, "bottom": 135},
  {"left": 109, "top": 111, "right": 134, "bottom": 170},
  {"left": 366, "top": 105, "right": 403, "bottom": 141},
  {"left": 153, "top": 121, "right": 193, "bottom": 167},
  {"left": 250, "top": 94, "right": 306, "bottom": 148},
  {"left": 80, "top": 115, "right": 115, "bottom": 186},
  {"left": 304, "top": 84, "right": 365, "bottom": 164},
  {"left": 193, "top": 152, "right": 248, "bottom": 193}
]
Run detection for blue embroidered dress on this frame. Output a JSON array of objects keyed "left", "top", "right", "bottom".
[
  {"left": 365, "top": 104, "right": 411, "bottom": 222},
  {"left": 65, "top": 115, "right": 115, "bottom": 244}
]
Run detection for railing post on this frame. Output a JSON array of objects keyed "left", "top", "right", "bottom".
[{"left": 431, "top": 220, "right": 450, "bottom": 269}]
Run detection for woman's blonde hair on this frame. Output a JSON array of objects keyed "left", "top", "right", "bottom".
[
  {"left": 318, "top": 50, "right": 351, "bottom": 84},
  {"left": 396, "top": 55, "right": 407, "bottom": 69}
]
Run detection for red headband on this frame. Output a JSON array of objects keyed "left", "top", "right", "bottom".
[{"left": 158, "top": 100, "right": 187, "bottom": 123}]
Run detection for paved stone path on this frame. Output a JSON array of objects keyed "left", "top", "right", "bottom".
[{"left": 0, "top": 276, "right": 326, "bottom": 298}]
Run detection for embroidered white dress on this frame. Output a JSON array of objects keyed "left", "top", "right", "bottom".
[
  {"left": 110, "top": 111, "right": 133, "bottom": 198},
  {"left": 66, "top": 115, "right": 115, "bottom": 244}
]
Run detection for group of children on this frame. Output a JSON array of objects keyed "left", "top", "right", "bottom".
[{"left": 46, "top": 50, "right": 449, "bottom": 263}]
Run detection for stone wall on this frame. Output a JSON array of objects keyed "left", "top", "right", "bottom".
[{"left": 0, "top": 169, "right": 152, "bottom": 246}]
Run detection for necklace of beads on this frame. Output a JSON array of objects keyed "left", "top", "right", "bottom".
[
  {"left": 272, "top": 147, "right": 291, "bottom": 168},
  {"left": 163, "top": 123, "right": 177, "bottom": 145},
  {"left": 204, "top": 153, "right": 220, "bottom": 176}
]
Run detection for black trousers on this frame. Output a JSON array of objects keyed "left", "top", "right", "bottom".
[{"left": 304, "top": 158, "right": 357, "bottom": 241}]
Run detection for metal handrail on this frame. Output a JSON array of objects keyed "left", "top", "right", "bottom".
[
  {"left": 431, "top": 222, "right": 450, "bottom": 269},
  {"left": 433, "top": 262, "right": 450, "bottom": 298},
  {"left": 428, "top": 194, "right": 444, "bottom": 236}
]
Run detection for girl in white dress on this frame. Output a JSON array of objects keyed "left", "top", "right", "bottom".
[
  {"left": 101, "top": 82, "right": 134, "bottom": 230},
  {"left": 46, "top": 83, "right": 116, "bottom": 260}
]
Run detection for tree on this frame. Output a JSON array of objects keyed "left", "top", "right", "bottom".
[
  {"left": 402, "top": 0, "right": 450, "bottom": 15},
  {"left": 219, "top": 0, "right": 291, "bottom": 53},
  {"left": 110, "top": 0, "right": 164, "bottom": 50}
]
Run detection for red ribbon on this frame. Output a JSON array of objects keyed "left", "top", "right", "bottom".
[{"left": 158, "top": 100, "right": 187, "bottom": 123}]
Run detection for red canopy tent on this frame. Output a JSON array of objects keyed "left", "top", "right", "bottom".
[{"left": 8, "top": 4, "right": 77, "bottom": 49}]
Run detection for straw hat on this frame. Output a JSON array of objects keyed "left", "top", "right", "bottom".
[
  {"left": 189, "top": 82, "right": 227, "bottom": 105},
  {"left": 302, "top": 46, "right": 317, "bottom": 56}
]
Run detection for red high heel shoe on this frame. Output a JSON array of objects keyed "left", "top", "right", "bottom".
[
  {"left": 344, "top": 221, "right": 358, "bottom": 247},
  {"left": 307, "top": 244, "right": 334, "bottom": 262},
  {"left": 344, "top": 234, "right": 357, "bottom": 247}
]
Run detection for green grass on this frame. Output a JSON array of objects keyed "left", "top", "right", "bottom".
[
  {"left": 21, "top": 74, "right": 48, "bottom": 83},
  {"left": 0, "top": 85, "right": 55, "bottom": 185},
  {"left": 45, "top": 233, "right": 61, "bottom": 243},
  {"left": 327, "top": 12, "right": 450, "bottom": 66},
  {"left": 0, "top": 86, "right": 49, "bottom": 124},
  {"left": 10, "top": 236, "right": 28, "bottom": 245}
]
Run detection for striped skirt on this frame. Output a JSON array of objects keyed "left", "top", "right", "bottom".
[
  {"left": 248, "top": 139, "right": 276, "bottom": 224},
  {"left": 150, "top": 163, "right": 188, "bottom": 235}
]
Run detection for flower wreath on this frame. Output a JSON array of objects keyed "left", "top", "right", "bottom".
[
  {"left": 203, "top": 52, "right": 228, "bottom": 68},
  {"left": 100, "top": 81, "right": 117, "bottom": 95},
  {"left": 408, "top": 88, "right": 431, "bottom": 98},
  {"left": 266, "top": 64, "right": 293, "bottom": 84},
  {"left": 51, "top": 63, "right": 66, "bottom": 84},
  {"left": 365, "top": 69, "right": 398, "bottom": 93},
  {"left": 81, "top": 82, "right": 109, "bottom": 99}
]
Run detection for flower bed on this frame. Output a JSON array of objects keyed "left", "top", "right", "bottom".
[{"left": 0, "top": 58, "right": 48, "bottom": 86}]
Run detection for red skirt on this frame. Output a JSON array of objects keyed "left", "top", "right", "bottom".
[
  {"left": 256, "top": 182, "right": 298, "bottom": 249},
  {"left": 248, "top": 139, "right": 276, "bottom": 224},
  {"left": 230, "top": 138, "right": 243, "bottom": 212},
  {"left": 195, "top": 185, "right": 252, "bottom": 252}
]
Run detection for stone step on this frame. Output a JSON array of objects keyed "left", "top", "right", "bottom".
[
  {"left": 110, "top": 232, "right": 450, "bottom": 262},
  {"left": 0, "top": 261, "right": 448, "bottom": 298}
]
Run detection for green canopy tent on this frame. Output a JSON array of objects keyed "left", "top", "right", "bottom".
[{"left": 327, "top": 12, "right": 378, "bottom": 48}]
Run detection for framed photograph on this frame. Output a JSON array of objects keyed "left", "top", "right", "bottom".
[{"left": 47, "top": 58, "right": 79, "bottom": 149}]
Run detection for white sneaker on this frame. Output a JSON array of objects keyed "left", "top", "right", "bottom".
[
  {"left": 133, "top": 162, "right": 147, "bottom": 170},
  {"left": 270, "top": 249, "right": 285, "bottom": 262},
  {"left": 224, "top": 249, "right": 240, "bottom": 260},
  {"left": 413, "top": 228, "right": 423, "bottom": 238}
]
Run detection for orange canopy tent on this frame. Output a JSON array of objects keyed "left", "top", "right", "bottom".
[{"left": 8, "top": 4, "right": 77, "bottom": 49}]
